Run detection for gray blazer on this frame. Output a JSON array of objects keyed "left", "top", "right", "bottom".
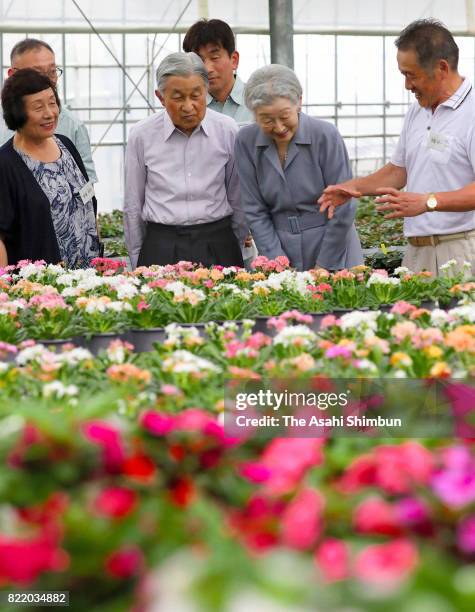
[{"left": 234, "top": 112, "right": 363, "bottom": 270}]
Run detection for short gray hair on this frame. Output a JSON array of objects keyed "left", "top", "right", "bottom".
[
  {"left": 244, "top": 64, "right": 302, "bottom": 111},
  {"left": 155, "top": 52, "right": 208, "bottom": 94}
]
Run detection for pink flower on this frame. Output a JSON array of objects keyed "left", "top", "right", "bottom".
[
  {"left": 314, "top": 538, "right": 350, "bottom": 582},
  {"left": 432, "top": 446, "right": 475, "bottom": 509},
  {"left": 160, "top": 384, "right": 181, "bottom": 396},
  {"left": 0, "top": 534, "right": 69, "bottom": 585},
  {"left": 339, "top": 442, "right": 433, "bottom": 495},
  {"left": 94, "top": 487, "right": 137, "bottom": 519},
  {"left": 320, "top": 315, "right": 338, "bottom": 329},
  {"left": 457, "top": 515, "right": 475, "bottom": 554},
  {"left": 83, "top": 421, "right": 124, "bottom": 472},
  {"left": 137, "top": 299, "right": 150, "bottom": 312},
  {"left": 353, "top": 497, "right": 402, "bottom": 536},
  {"left": 246, "top": 333, "right": 272, "bottom": 350},
  {"left": 325, "top": 344, "right": 353, "bottom": 359},
  {"left": 390, "top": 301, "right": 417, "bottom": 315},
  {"left": 174, "top": 408, "right": 214, "bottom": 432},
  {"left": 261, "top": 438, "right": 324, "bottom": 495},
  {"left": 239, "top": 462, "right": 272, "bottom": 483},
  {"left": 354, "top": 539, "right": 419, "bottom": 585},
  {"left": 141, "top": 410, "right": 175, "bottom": 436},
  {"left": 105, "top": 546, "right": 144, "bottom": 578},
  {"left": 281, "top": 488, "right": 324, "bottom": 550},
  {"left": 444, "top": 384, "right": 475, "bottom": 438},
  {"left": 394, "top": 497, "right": 432, "bottom": 535}
]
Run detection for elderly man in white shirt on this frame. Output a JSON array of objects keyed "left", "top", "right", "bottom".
[
  {"left": 319, "top": 19, "right": 475, "bottom": 277},
  {"left": 124, "top": 52, "right": 248, "bottom": 269}
]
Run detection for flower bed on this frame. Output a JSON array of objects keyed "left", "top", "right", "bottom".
[
  {"left": 0, "top": 258, "right": 472, "bottom": 349},
  {"left": 1, "top": 257, "right": 475, "bottom": 610}
]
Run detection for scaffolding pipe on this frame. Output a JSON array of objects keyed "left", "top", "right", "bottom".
[{"left": 269, "top": 0, "right": 294, "bottom": 68}]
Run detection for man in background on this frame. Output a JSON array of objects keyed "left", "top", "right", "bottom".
[
  {"left": 0, "top": 38, "right": 97, "bottom": 184},
  {"left": 183, "top": 18, "right": 253, "bottom": 125}
]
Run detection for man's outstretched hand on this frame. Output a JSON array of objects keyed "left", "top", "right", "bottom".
[
  {"left": 318, "top": 184, "right": 362, "bottom": 219},
  {"left": 375, "top": 187, "right": 427, "bottom": 218}
]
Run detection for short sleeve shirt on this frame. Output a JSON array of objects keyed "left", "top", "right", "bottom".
[{"left": 391, "top": 77, "right": 475, "bottom": 236}]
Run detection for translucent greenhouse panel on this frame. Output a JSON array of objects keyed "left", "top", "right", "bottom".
[
  {"left": 337, "top": 37, "right": 383, "bottom": 104},
  {"left": 234, "top": 34, "right": 270, "bottom": 82},
  {"left": 93, "top": 145, "right": 124, "bottom": 213},
  {"left": 455, "top": 36, "right": 475, "bottom": 82},
  {"left": 294, "top": 35, "right": 336, "bottom": 109}
]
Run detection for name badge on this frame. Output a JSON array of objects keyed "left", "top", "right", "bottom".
[
  {"left": 426, "top": 132, "right": 450, "bottom": 152},
  {"left": 78, "top": 181, "right": 95, "bottom": 205}
]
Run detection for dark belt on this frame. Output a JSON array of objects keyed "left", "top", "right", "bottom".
[
  {"left": 147, "top": 216, "right": 232, "bottom": 236},
  {"left": 407, "top": 229, "right": 475, "bottom": 247},
  {"left": 272, "top": 211, "right": 325, "bottom": 234}
]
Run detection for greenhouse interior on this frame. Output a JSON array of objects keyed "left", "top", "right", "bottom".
[{"left": 0, "top": 1, "right": 475, "bottom": 611}]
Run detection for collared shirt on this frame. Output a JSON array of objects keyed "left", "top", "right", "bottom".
[
  {"left": 391, "top": 77, "right": 475, "bottom": 236},
  {"left": 0, "top": 107, "right": 97, "bottom": 183},
  {"left": 206, "top": 75, "right": 253, "bottom": 126},
  {"left": 124, "top": 108, "right": 248, "bottom": 268}
]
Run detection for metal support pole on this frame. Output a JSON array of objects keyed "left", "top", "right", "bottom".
[{"left": 268, "top": 0, "right": 294, "bottom": 68}]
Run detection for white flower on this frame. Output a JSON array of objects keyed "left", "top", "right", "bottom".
[
  {"left": 55, "top": 348, "right": 93, "bottom": 365},
  {"left": 354, "top": 359, "right": 378, "bottom": 373},
  {"left": 16, "top": 345, "right": 54, "bottom": 366},
  {"left": 61, "top": 287, "right": 81, "bottom": 297},
  {"left": 42, "top": 381, "right": 79, "bottom": 399},
  {"left": 162, "top": 350, "right": 221, "bottom": 374},
  {"left": 45, "top": 264, "right": 64, "bottom": 276},
  {"left": 339, "top": 310, "right": 379, "bottom": 333},
  {"left": 393, "top": 370, "right": 408, "bottom": 378},
  {"left": 394, "top": 266, "right": 410, "bottom": 275},
  {"left": 367, "top": 273, "right": 400, "bottom": 286},
  {"left": 18, "top": 262, "right": 46, "bottom": 279},
  {"left": 0, "top": 362, "right": 10, "bottom": 372},
  {"left": 273, "top": 325, "right": 317, "bottom": 348},
  {"left": 439, "top": 259, "right": 458, "bottom": 270},
  {"left": 448, "top": 304, "right": 475, "bottom": 323},
  {"left": 430, "top": 309, "right": 451, "bottom": 326},
  {"left": 106, "top": 344, "right": 126, "bottom": 364}
]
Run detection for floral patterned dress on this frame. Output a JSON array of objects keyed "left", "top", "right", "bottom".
[{"left": 15, "top": 136, "right": 100, "bottom": 268}]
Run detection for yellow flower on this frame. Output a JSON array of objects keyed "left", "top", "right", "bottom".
[
  {"left": 210, "top": 269, "right": 224, "bottom": 281},
  {"left": 253, "top": 286, "right": 270, "bottom": 296},
  {"left": 430, "top": 361, "right": 452, "bottom": 378},
  {"left": 390, "top": 352, "right": 413, "bottom": 367},
  {"left": 424, "top": 345, "right": 443, "bottom": 359}
]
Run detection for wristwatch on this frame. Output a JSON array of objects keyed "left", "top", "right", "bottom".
[{"left": 426, "top": 193, "right": 438, "bottom": 212}]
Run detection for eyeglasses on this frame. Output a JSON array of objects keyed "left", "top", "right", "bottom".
[{"left": 12, "top": 66, "right": 63, "bottom": 79}]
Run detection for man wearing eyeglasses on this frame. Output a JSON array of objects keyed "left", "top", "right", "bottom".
[{"left": 0, "top": 38, "right": 97, "bottom": 183}]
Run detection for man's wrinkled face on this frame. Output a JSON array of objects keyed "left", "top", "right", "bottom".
[
  {"left": 156, "top": 74, "right": 207, "bottom": 135},
  {"left": 10, "top": 47, "right": 60, "bottom": 86},
  {"left": 196, "top": 43, "right": 238, "bottom": 100},
  {"left": 397, "top": 48, "right": 444, "bottom": 109}
]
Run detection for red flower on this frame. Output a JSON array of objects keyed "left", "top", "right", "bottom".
[
  {"left": 0, "top": 535, "right": 69, "bottom": 585},
  {"left": 123, "top": 454, "right": 156, "bottom": 483},
  {"left": 353, "top": 497, "right": 403, "bottom": 537},
  {"left": 169, "top": 477, "right": 196, "bottom": 508},
  {"left": 105, "top": 546, "right": 144, "bottom": 579},
  {"left": 141, "top": 410, "right": 175, "bottom": 436},
  {"left": 94, "top": 487, "right": 137, "bottom": 519},
  {"left": 315, "top": 538, "right": 350, "bottom": 582},
  {"left": 354, "top": 539, "right": 419, "bottom": 585},
  {"left": 281, "top": 488, "right": 324, "bottom": 550}
]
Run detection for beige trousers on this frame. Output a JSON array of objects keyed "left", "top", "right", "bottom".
[{"left": 402, "top": 236, "right": 475, "bottom": 277}]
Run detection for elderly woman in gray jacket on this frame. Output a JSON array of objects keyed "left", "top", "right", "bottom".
[{"left": 234, "top": 64, "right": 363, "bottom": 271}]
